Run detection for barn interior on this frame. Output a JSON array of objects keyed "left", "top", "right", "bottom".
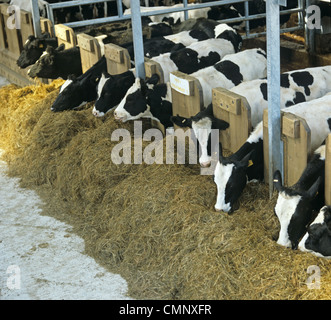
[{"left": 0, "top": 0, "right": 331, "bottom": 300}]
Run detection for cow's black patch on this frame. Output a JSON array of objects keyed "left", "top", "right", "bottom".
[
  {"left": 290, "top": 71, "right": 314, "bottom": 96},
  {"left": 216, "top": 29, "right": 242, "bottom": 52},
  {"left": 256, "top": 48, "right": 267, "bottom": 59},
  {"left": 328, "top": 118, "right": 331, "bottom": 131},
  {"left": 170, "top": 48, "right": 221, "bottom": 74},
  {"left": 285, "top": 91, "right": 306, "bottom": 107},
  {"left": 214, "top": 60, "right": 243, "bottom": 86},
  {"left": 188, "top": 29, "right": 210, "bottom": 41},
  {"left": 260, "top": 82, "right": 268, "bottom": 101},
  {"left": 293, "top": 91, "right": 306, "bottom": 104},
  {"left": 280, "top": 73, "right": 290, "bottom": 88}
]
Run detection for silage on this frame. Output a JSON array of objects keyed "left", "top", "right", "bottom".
[{"left": 0, "top": 80, "right": 331, "bottom": 300}]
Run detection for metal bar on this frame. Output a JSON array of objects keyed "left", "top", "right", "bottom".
[
  {"left": 267, "top": 0, "right": 283, "bottom": 198},
  {"left": 116, "top": 0, "right": 123, "bottom": 18},
  {"left": 30, "top": 0, "right": 42, "bottom": 37},
  {"left": 244, "top": 0, "right": 250, "bottom": 40},
  {"left": 49, "top": 0, "right": 113, "bottom": 9},
  {"left": 183, "top": 0, "right": 188, "bottom": 21},
  {"left": 131, "top": 0, "right": 145, "bottom": 79}
]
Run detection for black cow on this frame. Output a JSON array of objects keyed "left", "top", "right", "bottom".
[
  {"left": 17, "top": 33, "right": 58, "bottom": 68},
  {"left": 299, "top": 206, "right": 331, "bottom": 258},
  {"left": 27, "top": 44, "right": 82, "bottom": 79},
  {"left": 51, "top": 56, "right": 107, "bottom": 112}
]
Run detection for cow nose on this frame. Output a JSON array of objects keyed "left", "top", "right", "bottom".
[{"left": 200, "top": 161, "right": 211, "bottom": 168}]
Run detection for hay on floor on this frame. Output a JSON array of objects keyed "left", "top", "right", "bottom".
[{"left": 0, "top": 80, "right": 330, "bottom": 300}]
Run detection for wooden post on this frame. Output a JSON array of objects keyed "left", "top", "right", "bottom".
[
  {"left": 325, "top": 134, "right": 331, "bottom": 206},
  {"left": 20, "top": 10, "right": 34, "bottom": 45},
  {"left": 170, "top": 70, "right": 203, "bottom": 129},
  {"left": 212, "top": 87, "right": 252, "bottom": 153},
  {"left": 54, "top": 24, "right": 76, "bottom": 49},
  {"left": 0, "top": 4, "right": 21, "bottom": 56},
  {"left": 263, "top": 109, "right": 311, "bottom": 187},
  {"left": 77, "top": 33, "right": 102, "bottom": 74},
  {"left": 145, "top": 58, "right": 164, "bottom": 83},
  {"left": 282, "top": 113, "right": 310, "bottom": 187},
  {"left": 0, "top": 4, "right": 6, "bottom": 49},
  {"left": 40, "top": 18, "right": 54, "bottom": 37},
  {"left": 104, "top": 43, "right": 131, "bottom": 75}
]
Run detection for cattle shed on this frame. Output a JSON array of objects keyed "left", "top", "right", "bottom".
[{"left": 1, "top": 0, "right": 331, "bottom": 300}]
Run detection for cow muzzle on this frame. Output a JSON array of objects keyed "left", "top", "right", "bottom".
[{"left": 113, "top": 111, "right": 126, "bottom": 122}]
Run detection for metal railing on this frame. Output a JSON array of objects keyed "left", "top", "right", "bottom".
[{"left": 42, "top": 0, "right": 305, "bottom": 40}]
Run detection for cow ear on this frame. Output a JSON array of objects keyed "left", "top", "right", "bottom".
[
  {"left": 238, "top": 150, "right": 254, "bottom": 168},
  {"left": 213, "top": 118, "right": 229, "bottom": 130},
  {"left": 306, "top": 177, "right": 321, "bottom": 199},
  {"left": 55, "top": 43, "right": 65, "bottom": 52},
  {"left": 146, "top": 73, "right": 159, "bottom": 85},
  {"left": 273, "top": 170, "right": 284, "bottom": 192},
  {"left": 170, "top": 115, "right": 192, "bottom": 128}
]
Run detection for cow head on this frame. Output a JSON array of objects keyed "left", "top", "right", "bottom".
[
  {"left": 92, "top": 71, "right": 135, "bottom": 117},
  {"left": 27, "top": 44, "right": 65, "bottom": 78},
  {"left": 17, "top": 33, "right": 56, "bottom": 69},
  {"left": 299, "top": 206, "right": 331, "bottom": 257},
  {"left": 273, "top": 170, "right": 321, "bottom": 250},
  {"left": 171, "top": 105, "right": 229, "bottom": 167},
  {"left": 114, "top": 74, "right": 159, "bottom": 122},
  {"left": 51, "top": 73, "right": 100, "bottom": 112},
  {"left": 214, "top": 143, "right": 254, "bottom": 214}
]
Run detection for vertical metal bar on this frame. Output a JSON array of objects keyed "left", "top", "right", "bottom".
[
  {"left": 305, "top": 0, "right": 315, "bottom": 53},
  {"left": 116, "top": 0, "right": 123, "bottom": 18},
  {"left": 30, "top": 0, "right": 42, "bottom": 37},
  {"left": 244, "top": 0, "right": 250, "bottom": 39},
  {"left": 266, "top": 0, "right": 283, "bottom": 198},
  {"left": 131, "top": 0, "right": 145, "bottom": 79},
  {"left": 183, "top": 0, "right": 188, "bottom": 21}
]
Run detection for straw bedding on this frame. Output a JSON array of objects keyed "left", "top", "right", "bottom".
[{"left": 1, "top": 80, "right": 331, "bottom": 300}]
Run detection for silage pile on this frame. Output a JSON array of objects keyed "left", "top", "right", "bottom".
[{"left": 1, "top": 81, "right": 331, "bottom": 300}]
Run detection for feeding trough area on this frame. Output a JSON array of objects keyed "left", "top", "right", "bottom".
[{"left": 1, "top": 0, "right": 331, "bottom": 300}]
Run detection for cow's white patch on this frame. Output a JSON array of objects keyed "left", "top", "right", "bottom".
[
  {"left": 247, "top": 121, "right": 263, "bottom": 144},
  {"left": 214, "top": 161, "right": 234, "bottom": 212},
  {"left": 274, "top": 191, "right": 302, "bottom": 248},
  {"left": 97, "top": 73, "right": 108, "bottom": 98},
  {"left": 92, "top": 106, "right": 105, "bottom": 117},
  {"left": 192, "top": 117, "right": 212, "bottom": 166},
  {"left": 59, "top": 79, "right": 73, "bottom": 93}
]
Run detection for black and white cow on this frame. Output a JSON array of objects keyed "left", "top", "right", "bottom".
[
  {"left": 17, "top": 33, "right": 58, "bottom": 68},
  {"left": 273, "top": 93, "right": 331, "bottom": 249},
  {"left": 92, "top": 35, "right": 240, "bottom": 117},
  {"left": 27, "top": 44, "right": 82, "bottom": 79},
  {"left": 299, "top": 205, "right": 331, "bottom": 258},
  {"left": 123, "top": 3, "right": 220, "bottom": 25},
  {"left": 212, "top": 66, "right": 331, "bottom": 214},
  {"left": 274, "top": 144, "right": 326, "bottom": 250},
  {"left": 51, "top": 56, "right": 107, "bottom": 112},
  {"left": 113, "top": 48, "right": 266, "bottom": 135},
  {"left": 214, "top": 121, "right": 264, "bottom": 214},
  {"left": 123, "top": 21, "right": 242, "bottom": 59}
]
